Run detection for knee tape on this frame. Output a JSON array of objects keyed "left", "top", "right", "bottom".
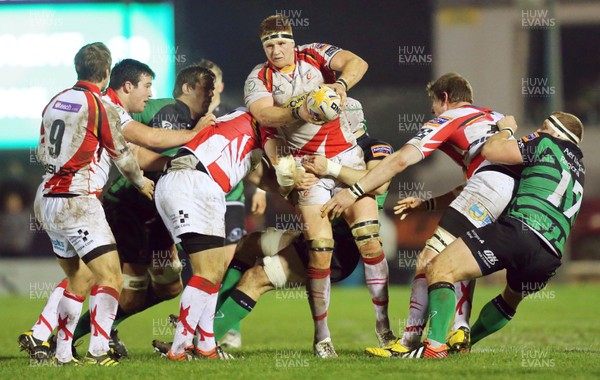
[
  {"left": 262, "top": 255, "right": 288, "bottom": 288},
  {"left": 148, "top": 258, "right": 183, "bottom": 284},
  {"left": 122, "top": 273, "right": 149, "bottom": 291},
  {"left": 425, "top": 226, "right": 457, "bottom": 254},
  {"left": 351, "top": 220, "right": 381, "bottom": 248},
  {"left": 260, "top": 227, "right": 287, "bottom": 257},
  {"left": 307, "top": 238, "right": 334, "bottom": 252}
]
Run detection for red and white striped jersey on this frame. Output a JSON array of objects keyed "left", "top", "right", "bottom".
[
  {"left": 38, "top": 81, "right": 130, "bottom": 196},
  {"left": 406, "top": 105, "right": 504, "bottom": 178},
  {"left": 244, "top": 43, "right": 354, "bottom": 158},
  {"left": 177, "top": 109, "right": 263, "bottom": 193}
]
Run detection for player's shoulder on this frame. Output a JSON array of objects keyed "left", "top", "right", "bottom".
[
  {"left": 298, "top": 42, "right": 341, "bottom": 55},
  {"left": 247, "top": 62, "right": 269, "bottom": 77}
]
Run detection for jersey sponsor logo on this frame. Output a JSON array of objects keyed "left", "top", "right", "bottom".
[
  {"left": 306, "top": 71, "right": 313, "bottom": 80},
  {"left": 53, "top": 101, "right": 82, "bottom": 113},
  {"left": 371, "top": 144, "right": 392, "bottom": 157},
  {"left": 161, "top": 120, "right": 174, "bottom": 129},
  {"left": 469, "top": 202, "right": 492, "bottom": 223},
  {"left": 282, "top": 92, "right": 308, "bottom": 109},
  {"left": 478, "top": 249, "right": 499, "bottom": 268},
  {"left": 325, "top": 46, "right": 340, "bottom": 56},
  {"left": 424, "top": 116, "right": 452, "bottom": 127}
]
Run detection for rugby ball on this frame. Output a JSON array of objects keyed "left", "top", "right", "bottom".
[{"left": 306, "top": 86, "right": 342, "bottom": 122}]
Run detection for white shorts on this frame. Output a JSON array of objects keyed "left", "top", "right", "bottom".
[
  {"left": 34, "top": 186, "right": 116, "bottom": 262},
  {"left": 291, "top": 145, "right": 366, "bottom": 206},
  {"left": 155, "top": 169, "right": 226, "bottom": 239},
  {"left": 449, "top": 169, "right": 516, "bottom": 228}
]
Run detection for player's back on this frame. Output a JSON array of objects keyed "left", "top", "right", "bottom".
[
  {"left": 176, "top": 109, "right": 263, "bottom": 193},
  {"left": 39, "top": 84, "right": 115, "bottom": 196},
  {"left": 507, "top": 133, "right": 585, "bottom": 256}
]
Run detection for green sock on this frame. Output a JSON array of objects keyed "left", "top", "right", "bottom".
[
  {"left": 229, "top": 320, "right": 241, "bottom": 334},
  {"left": 471, "top": 295, "right": 515, "bottom": 346},
  {"left": 217, "top": 259, "right": 250, "bottom": 310},
  {"left": 72, "top": 310, "right": 91, "bottom": 342},
  {"left": 426, "top": 283, "right": 456, "bottom": 346},
  {"left": 214, "top": 289, "right": 255, "bottom": 341}
]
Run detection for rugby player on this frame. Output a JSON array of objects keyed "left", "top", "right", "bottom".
[
  {"left": 396, "top": 113, "right": 585, "bottom": 358},
  {"left": 245, "top": 14, "right": 391, "bottom": 358},
  {"left": 154, "top": 108, "right": 316, "bottom": 361},
  {"left": 19, "top": 61, "right": 215, "bottom": 362},
  {"left": 152, "top": 116, "right": 394, "bottom": 355},
  {"left": 32, "top": 43, "right": 154, "bottom": 366},
  {"left": 323, "top": 73, "right": 520, "bottom": 356}
]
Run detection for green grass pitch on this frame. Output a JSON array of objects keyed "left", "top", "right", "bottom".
[{"left": 2, "top": 284, "right": 600, "bottom": 379}]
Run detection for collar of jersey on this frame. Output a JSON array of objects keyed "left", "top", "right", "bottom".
[
  {"left": 74, "top": 81, "right": 101, "bottom": 95},
  {"left": 104, "top": 87, "right": 124, "bottom": 107}
]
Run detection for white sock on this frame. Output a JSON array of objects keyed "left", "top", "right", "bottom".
[
  {"left": 88, "top": 285, "right": 120, "bottom": 356},
  {"left": 55, "top": 290, "right": 84, "bottom": 362},
  {"left": 31, "top": 279, "right": 68, "bottom": 341},
  {"left": 401, "top": 274, "right": 428, "bottom": 349},
  {"left": 452, "top": 280, "right": 475, "bottom": 331},
  {"left": 195, "top": 291, "right": 218, "bottom": 353},
  {"left": 171, "top": 276, "right": 217, "bottom": 355}
]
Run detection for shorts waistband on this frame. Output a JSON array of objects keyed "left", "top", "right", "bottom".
[{"left": 473, "top": 164, "right": 519, "bottom": 180}]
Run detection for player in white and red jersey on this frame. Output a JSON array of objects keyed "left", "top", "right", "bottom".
[
  {"left": 323, "top": 73, "right": 519, "bottom": 356},
  {"left": 155, "top": 109, "right": 278, "bottom": 361},
  {"left": 244, "top": 15, "right": 391, "bottom": 358},
  {"left": 34, "top": 42, "right": 154, "bottom": 366}
]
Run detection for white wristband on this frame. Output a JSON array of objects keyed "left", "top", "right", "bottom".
[{"left": 326, "top": 159, "right": 342, "bottom": 177}]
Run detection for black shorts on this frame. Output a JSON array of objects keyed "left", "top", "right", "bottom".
[
  {"left": 294, "top": 232, "right": 361, "bottom": 283},
  {"left": 104, "top": 201, "right": 173, "bottom": 265},
  {"left": 225, "top": 202, "right": 246, "bottom": 245},
  {"left": 462, "top": 216, "right": 561, "bottom": 295},
  {"left": 357, "top": 134, "right": 393, "bottom": 162}
]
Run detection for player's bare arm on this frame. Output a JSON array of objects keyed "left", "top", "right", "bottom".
[
  {"left": 327, "top": 50, "right": 368, "bottom": 107},
  {"left": 321, "top": 144, "right": 422, "bottom": 219},
  {"left": 106, "top": 107, "right": 155, "bottom": 199},
  {"left": 394, "top": 184, "right": 464, "bottom": 220},
  {"left": 481, "top": 115, "right": 523, "bottom": 165},
  {"left": 248, "top": 95, "right": 318, "bottom": 127},
  {"left": 133, "top": 144, "right": 170, "bottom": 172},
  {"left": 122, "top": 120, "right": 197, "bottom": 150},
  {"left": 301, "top": 155, "right": 389, "bottom": 195}
]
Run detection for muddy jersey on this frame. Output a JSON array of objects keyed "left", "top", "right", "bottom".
[
  {"left": 406, "top": 105, "right": 504, "bottom": 178},
  {"left": 244, "top": 43, "right": 354, "bottom": 158},
  {"left": 38, "top": 81, "right": 129, "bottom": 196},
  {"left": 168, "top": 109, "right": 263, "bottom": 193}
]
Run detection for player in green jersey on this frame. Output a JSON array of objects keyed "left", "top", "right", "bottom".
[{"left": 395, "top": 112, "right": 584, "bottom": 359}]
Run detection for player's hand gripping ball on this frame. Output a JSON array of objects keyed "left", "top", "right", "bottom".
[{"left": 306, "top": 86, "right": 342, "bottom": 122}]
